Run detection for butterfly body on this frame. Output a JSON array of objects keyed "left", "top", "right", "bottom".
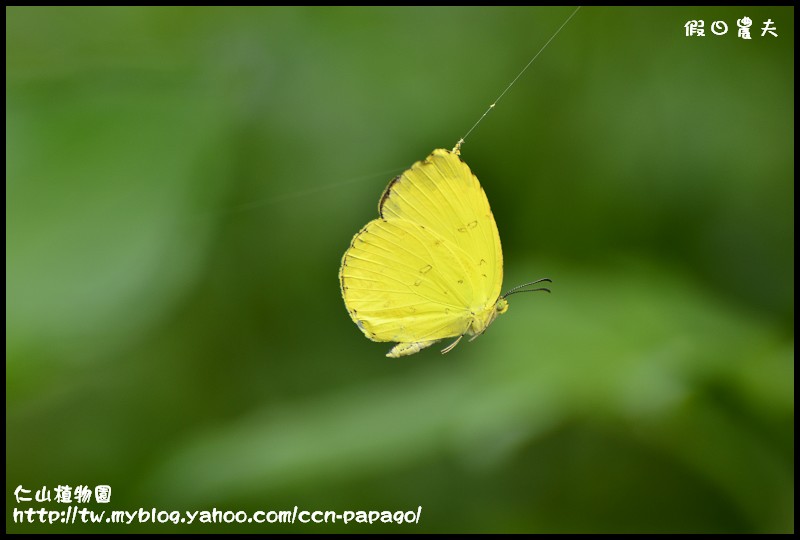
[{"left": 339, "top": 149, "right": 508, "bottom": 357}]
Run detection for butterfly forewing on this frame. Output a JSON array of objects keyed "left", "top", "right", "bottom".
[{"left": 378, "top": 149, "right": 503, "bottom": 307}]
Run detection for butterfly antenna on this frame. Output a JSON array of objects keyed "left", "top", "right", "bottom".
[{"left": 503, "top": 278, "right": 552, "bottom": 298}]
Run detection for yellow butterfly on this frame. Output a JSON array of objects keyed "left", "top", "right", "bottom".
[{"left": 339, "top": 148, "right": 550, "bottom": 357}]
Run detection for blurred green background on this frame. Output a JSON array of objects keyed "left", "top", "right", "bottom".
[{"left": 6, "top": 6, "right": 793, "bottom": 533}]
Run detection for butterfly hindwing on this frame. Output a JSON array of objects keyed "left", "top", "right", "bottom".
[{"left": 340, "top": 218, "right": 474, "bottom": 343}]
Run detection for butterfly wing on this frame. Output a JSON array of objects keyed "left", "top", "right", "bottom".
[
  {"left": 340, "top": 219, "right": 475, "bottom": 341},
  {"left": 339, "top": 149, "right": 504, "bottom": 356},
  {"left": 379, "top": 149, "right": 503, "bottom": 307}
]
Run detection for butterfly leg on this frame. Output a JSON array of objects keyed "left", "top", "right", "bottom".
[
  {"left": 468, "top": 329, "right": 487, "bottom": 342},
  {"left": 441, "top": 334, "right": 466, "bottom": 354},
  {"left": 386, "top": 340, "right": 439, "bottom": 358}
]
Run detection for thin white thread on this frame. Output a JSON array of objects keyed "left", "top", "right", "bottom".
[
  {"left": 453, "top": 6, "right": 582, "bottom": 154},
  {"left": 187, "top": 166, "right": 405, "bottom": 224},
  {"left": 212, "top": 7, "right": 582, "bottom": 217},
  {"left": 226, "top": 167, "right": 404, "bottom": 212}
]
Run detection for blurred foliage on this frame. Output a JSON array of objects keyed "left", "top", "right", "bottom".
[{"left": 6, "top": 6, "right": 793, "bottom": 533}]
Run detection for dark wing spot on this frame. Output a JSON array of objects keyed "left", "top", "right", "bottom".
[
  {"left": 479, "top": 259, "right": 487, "bottom": 266},
  {"left": 467, "top": 220, "right": 478, "bottom": 229},
  {"left": 419, "top": 264, "right": 432, "bottom": 274},
  {"left": 457, "top": 279, "right": 464, "bottom": 285},
  {"left": 414, "top": 279, "right": 422, "bottom": 286}
]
